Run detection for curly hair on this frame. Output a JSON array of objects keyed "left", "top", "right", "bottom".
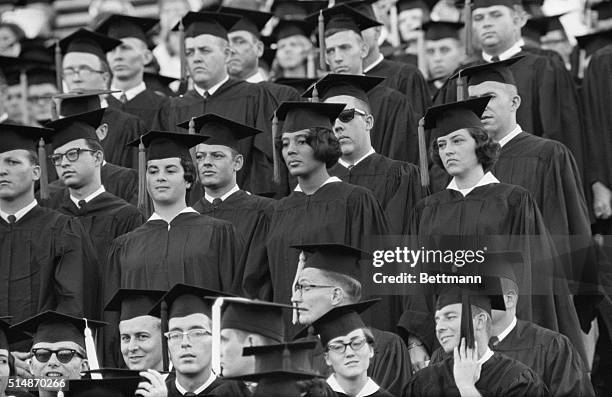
[
  {"left": 180, "top": 156, "right": 196, "bottom": 193},
  {"left": 430, "top": 127, "right": 500, "bottom": 173},
  {"left": 275, "top": 127, "right": 341, "bottom": 169}
]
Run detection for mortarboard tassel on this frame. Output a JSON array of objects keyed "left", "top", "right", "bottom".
[
  {"left": 292, "top": 251, "right": 307, "bottom": 324},
  {"left": 161, "top": 300, "right": 169, "bottom": 372},
  {"left": 281, "top": 345, "right": 291, "bottom": 370},
  {"left": 19, "top": 69, "right": 28, "bottom": 125},
  {"left": 318, "top": 10, "right": 326, "bottom": 71},
  {"left": 460, "top": 292, "right": 475, "bottom": 349},
  {"left": 389, "top": 4, "right": 401, "bottom": 48},
  {"left": 456, "top": 70, "right": 465, "bottom": 101},
  {"left": 137, "top": 137, "right": 148, "bottom": 216},
  {"left": 55, "top": 40, "right": 63, "bottom": 92},
  {"left": 311, "top": 83, "right": 319, "bottom": 103},
  {"left": 38, "top": 139, "right": 49, "bottom": 200},
  {"left": 50, "top": 99, "right": 59, "bottom": 121},
  {"left": 416, "top": 29, "right": 428, "bottom": 77},
  {"left": 211, "top": 298, "right": 224, "bottom": 376},
  {"left": 178, "top": 19, "right": 187, "bottom": 94},
  {"left": 464, "top": 0, "right": 473, "bottom": 57},
  {"left": 83, "top": 318, "right": 102, "bottom": 379},
  {"left": 272, "top": 112, "right": 281, "bottom": 184},
  {"left": 417, "top": 118, "right": 430, "bottom": 191},
  {"left": 307, "top": 50, "right": 316, "bottom": 78}
]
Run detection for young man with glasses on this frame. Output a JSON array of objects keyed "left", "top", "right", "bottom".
[{"left": 59, "top": 28, "right": 147, "bottom": 170}]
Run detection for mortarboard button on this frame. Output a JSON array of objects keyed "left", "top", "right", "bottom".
[
  {"left": 450, "top": 56, "right": 523, "bottom": 87},
  {"left": 301, "top": 73, "right": 384, "bottom": 103},
  {"left": 176, "top": 113, "right": 263, "bottom": 151}
]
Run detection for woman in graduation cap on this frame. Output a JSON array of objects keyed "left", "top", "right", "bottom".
[
  {"left": 265, "top": 101, "right": 388, "bottom": 325},
  {"left": 403, "top": 97, "right": 580, "bottom": 368}
]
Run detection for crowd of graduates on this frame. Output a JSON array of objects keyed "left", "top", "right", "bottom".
[{"left": 1, "top": 0, "right": 612, "bottom": 396}]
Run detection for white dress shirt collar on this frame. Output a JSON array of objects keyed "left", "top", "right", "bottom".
[
  {"left": 70, "top": 185, "right": 106, "bottom": 208},
  {"left": 148, "top": 207, "right": 199, "bottom": 228},
  {"left": 204, "top": 184, "right": 240, "bottom": 203},
  {"left": 0, "top": 199, "right": 37, "bottom": 223},
  {"left": 477, "top": 347, "right": 495, "bottom": 365},
  {"left": 326, "top": 375, "right": 380, "bottom": 397},
  {"left": 496, "top": 316, "right": 517, "bottom": 342},
  {"left": 338, "top": 147, "right": 375, "bottom": 168},
  {"left": 497, "top": 124, "right": 522, "bottom": 148},
  {"left": 294, "top": 176, "right": 342, "bottom": 192},
  {"left": 194, "top": 75, "right": 229, "bottom": 97},
  {"left": 0, "top": 113, "right": 8, "bottom": 123},
  {"left": 175, "top": 372, "right": 216, "bottom": 396},
  {"left": 482, "top": 38, "right": 524, "bottom": 62},
  {"left": 100, "top": 97, "right": 109, "bottom": 109},
  {"left": 447, "top": 171, "right": 500, "bottom": 197},
  {"left": 111, "top": 81, "right": 147, "bottom": 102},
  {"left": 246, "top": 71, "right": 266, "bottom": 83},
  {"left": 363, "top": 53, "right": 384, "bottom": 73}
]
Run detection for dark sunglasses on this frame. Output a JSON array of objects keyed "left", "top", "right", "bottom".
[
  {"left": 338, "top": 108, "right": 367, "bottom": 123},
  {"left": 31, "top": 348, "right": 83, "bottom": 364}
]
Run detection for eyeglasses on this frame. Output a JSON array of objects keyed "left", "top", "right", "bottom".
[
  {"left": 61, "top": 65, "right": 105, "bottom": 78},
  {"left": 293, "top": 283, "right": 336, "bottom": 294},
  {"left": 49, "top": 148, "right": 97, "bottom": 166},
  {"left": 326, "top": 336, "right": 369, "bottom": 354},
  {"left": 337, "top": 108, "right": 367, "bottom": 123},
  {"left": 164, "top": 328, "right": 211, "bottom": 343},
  {"left": 31, "top": 348, "right": 83, "bottom": 364}
]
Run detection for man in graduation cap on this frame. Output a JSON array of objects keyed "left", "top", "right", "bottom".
[
  {"left": 11, "top": 311, "right": 106, "bottom": 397},
  {"left": 291, "top": 243, "right": 410, "bottom": 397},
  {"left": 0, "top": 123, "right": 95, "bottom": 323},
  {"left": 305, "top": 73, "right": 423, "bottom": 235},
  {"left": 105, "top": 130, "right": 241, "bottom": 304},
  {"left": 402, "top": 273, "right": 549, "bottom": 396},
  {"left": 422, "top": 21, "right": 465, "bottom": 99},
  {"left": 153, "top": 284, "right": 245, "bottom": 396},
  {"left": 435, "top": 0, "right": 586, "bottom": 176},
  {"left": 104, "top": 288, "right": 166, "bottom": 370},
  {"left": 59, "top": 28, "right": 148, "bottom": 170},
  {"left": 336, "top": 0, "right": 431, "bottom": 118},
  {"left": 219, "top": 6, "right": 301, "bottom": 105},
  {"left": 310, "top": 4, "right": 420, "bottom": 164},
  {"left": 152, "top": 11, "right": 286, "bottom": 198},
  {"left": 95, "top": 14, "right": 170, "bottom": 130},
  {"left": 460, "top": 58, "right": 601, "bottom": 342},
  {"left": 178, "top": 114, "right": 274, "bottom": 300}
]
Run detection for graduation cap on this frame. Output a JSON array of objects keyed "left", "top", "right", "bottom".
[
  {"left": 143, "top": 72, "right": 177, "bottom": 92},
  {"left": 11, "top": 311, "right": 106, "bottom": 348},
  {"left": 25, "top": 66, "right": 56, "bottom": 86},
  {"left": 218, "top": 6, "right": 273, "bottom": 38},
  {"left": 523, "top": 14, "right": 566, "bottom": 43},
  {"left": 472, "top": 0, "right": 521, "bottom": 9},
  {"left": 423, "top": 96, "right": 491, "bottom": 140},
  {"left": 308, "top": 4, "right": 382, "bottom": 35},
  {"left": 94, "top": 14, "right": 159, "bottom": 43},
  {"left": 452, "top": 56, "right": 523, "bottom": 87},
  {"left": 291, "top": 242, "right": 370, "bottom": 282},
  {"left": 172, "top": 11, "right": 241, "bottom": 40},
  {"left": 301, "top": 73, "right": 383, "bottom": 103},
  {"left": 270, "top": 0, "right": 329, "bottom": 18},
  {"left": 274, "top": 77, "right": 318, "bottom": 93},
  {"left": 82, "top": 368, "right": 142, "bottom": 378},
  {"left": 270, "top": 19, "right": 315, "bottom": 41},
  {"left": 52, "top": 89, "right": 115, "bottom": 117},
  {"left": 593, "top": 0, "right": 612, "bottom": 21},
  {"left": 294, "top": 299, "right": 379, "bottom": 346},
  {"left": 176, "top": 113, "right": 262, "bottom": 151},
  {"left": 333, "top": 0, "right": 379, "bottom": 20},
  {"left": 397, "top": 0, "right": 430, "bottom": 13},
  {"left": 59, "top": 28, "right": 122, "bottom": 59},
  {"left": 0, "top": 317, "right": 30, "bottom": 350},
  {"left": 0, "top": 123, "right": 52, "bottom": 153},
  {"left": 149, "top": 283, "right": 233, "bottom": 320},
  {"left": 104, "top": 288, "right": 167, "bottom": 321},
  {"left": 423, "top": 21, "right": 464, "bottom": 41},
  {"left": 274, "top": 101, "right": 346, "bottom": 133},
  {"left": 219, "top": 299, "right": 297, "bottom": 343},
  {"left": 19, "top": 38, "right": 54, "bottom": 64},
  {"left": 576, "top": 28, "right": 612, "bottom": 56},
  {"left": 45, "top": 109, "right": 105, "bottom": 149},
  {"left": 64, "top": 377, "right": 142, "bottom": 397},
  {"left": 126, "top": 130, "right": 208, "bottom": 161}
]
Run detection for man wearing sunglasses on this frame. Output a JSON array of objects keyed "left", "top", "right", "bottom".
[{"left": 291, "top": 243, "right": 411, "bottom": 397}]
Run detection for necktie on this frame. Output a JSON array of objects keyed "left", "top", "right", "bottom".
[
  {"left": 488, "top": 336, "right": 500, "bottom": 348},
  {"left": 491, "top": 56, "right": 500, "bottom": 62},
  {"left": 78, "top": 200, "right": 87, "bottom": 209},
  {"left": 184, "top": 393, "right": 197, "bottom": 397},
  {"left": 347, "top": 164, "right": 354, "bottom": 170},
  {"left": 212, "top": 198, "right": 222, "bottom": 207},
  {"left": 119, "top": 92, "right": 128, "bottom": 104},
  {"left": 7, "top": 215, "right": 16, "bottom": 224},
  {"left": 202, "top": 91, "right": 210, "bottom": 99}
]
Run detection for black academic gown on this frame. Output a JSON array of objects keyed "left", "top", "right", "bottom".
[
  {"left": 256, "top": 80, "right": 300, "bottom": 104},
  {"left": 365, "top": 58, "right": 431, "bottom": 118},
  {"left": 192, "top": 190, "right": 275, "bottom": 299},
  {"left": 435, "top": 51, "right": 585, "bottom": 173},
  {"left": 367, "top": 86, "right": 419, "bottom": 164},
  {"left": 329, "top": 153, "right": 423, "bottom": 234},
  {"left": 265, "top": 181, "right": 389, "bottom": 327},
  {"left": 335, "top": 388, "right": 394, "bottom": 397},
  {"left": 105, "top": 211, "right": 242, "bottom": 304},
  {"left": 100, "top": 107, "right": 147, "bottom": 170},
  {"left": 0, "top": 205, "right": 96, "bottom": 321},
  {"left": 153, "top": 78, "right": 286, "bottom": 198},
  {"left": 308, "top": 328, "right": 410, "bottom": 397},
  {"left": 106, "top": 88, "right": 169, "bottom": 130},
  {"left": 402, "top": 352, "right": 549, "bottom": 397},
  {"left": 403, "top": 183, "right": 584, "bottom": 357},
  {"left": 166, "top": 377, "right": 246, "bottom": 397}
]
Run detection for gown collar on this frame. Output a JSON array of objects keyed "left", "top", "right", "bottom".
[
  {"left": 447, "top": 171, "right": 500, "bottom": 197},
  {"left": 326, "top": 374, "right": 380, "bottom": 397}
]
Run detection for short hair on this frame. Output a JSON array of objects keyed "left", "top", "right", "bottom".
[
  {"left": 26, "top": 150, "right": 39, "bottom": 166},
  {"left": 318, "top": 269, "right": 362, "bottom": 303},
  {"left": 306, "top": 127, "right": 341, "bottom": 168},
  {"left": 180, "top": 156, "right": 196, "bottom": 193},
  {"left": 325, "top": 28, "right": 364, "bottom": 44},
  {"left": 471, "top": 305, "right": 492, "bottom": 335},
  {"left": 430, "top": 126, "right": 500, "bottom": 172},
  {"left": 99, "top": 58, "right": 111, "bottom": 76},
  {"left": 231, "top": 329, "right": 278, "bottom": 346},
  {"left": 82, "top": 139, "right": 104, "bottom": 153},
  {"left": 500, "top": 276, "right": 519, "bottom": 295},
  {"left": 353, "top": 97, "right": 371, "bottom": 115}
]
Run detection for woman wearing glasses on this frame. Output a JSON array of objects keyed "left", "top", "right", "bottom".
[{"left": 265, "top": 102, "right": 388, "bottom": 317}]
